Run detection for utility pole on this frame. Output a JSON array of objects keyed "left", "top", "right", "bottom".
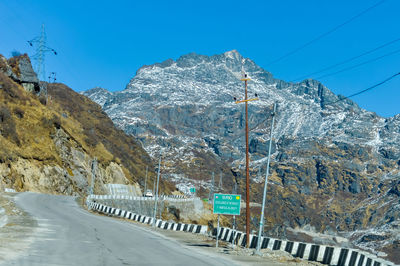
[
  {"left": 152, "top": 151, "right": 162, "bottom": 226},
  {"left": 208, "top": 172, "right": 215, "bottom": 202},
  {"left": 89, "top": 158, "right": 97, "bottom": 195},
  {"left": 144, "top": 166, "right": 148, "bottom": 194},
  {"left": 152, "top": 175, "right": 156, "bottom": 195},
  {"left": 256, "top": 103, "right": 277, "bottom": 253},
  {"left": 218, "top": 172, "right": 223, "bottom": 190},
  {"left": 235, "top": 72, "right": 258, "bottom": 247}
]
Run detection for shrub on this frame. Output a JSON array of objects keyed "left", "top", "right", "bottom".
[
  {"left": 0, "top": 105, "right": 19, "bottom": 145},
  {"left": 0, "top": 105, "right": 11, "bottom": 123},
  {"left": 84, "top": 127, "right": 99, "bottom": 147},
  {"left": 13, "top": 107, "right": 24, "bottom": 118},
  {"left": 39, "top": 94, "right": 47, "bottom": 105},
  {"left": 41, "top": 114, "right": 61, "bottom": 129},
  {"left": 11, "top": 50, "right": 21, "bottom": 57}
]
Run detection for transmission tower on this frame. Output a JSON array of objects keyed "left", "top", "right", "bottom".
[{"left": 28, "top": 24, "right": 57, "bottom": 81}]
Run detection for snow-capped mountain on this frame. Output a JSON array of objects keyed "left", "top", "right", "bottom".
[{"left": 84, "top": 50, "right": 399, "bottom": 263}]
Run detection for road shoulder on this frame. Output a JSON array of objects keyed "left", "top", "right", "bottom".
[{"left": 0, "top": 192, "right": 37, "bottom": 263}]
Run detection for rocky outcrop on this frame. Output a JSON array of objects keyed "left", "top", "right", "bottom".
[
  {"left": 0, "top": 54, "right": 162, "bottom": 197},
  {"left": 0, "top": 54, "right": 40, "bottom": 94}
]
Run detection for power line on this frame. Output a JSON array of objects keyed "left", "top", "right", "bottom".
[
  {"left": 324, "top": 72, "right": 400, "bottom": 105},
  {"left": 291, "top": 37, "right": 400, "bottom": 82},
  {"left": 268, "top": 0, "right": 386, "bottom": 65},
  {"left": 232, "top": 71, "right": 400, "bottom": 138},
  {"left": 314, "top": 47, "right": 400, "bottom": 80}
]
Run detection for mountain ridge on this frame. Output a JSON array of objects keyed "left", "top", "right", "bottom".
[{"left": 84, "top": 50, "right": 399, "bottom": 263}]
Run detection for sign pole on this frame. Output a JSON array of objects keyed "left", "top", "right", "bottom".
[
  {"left": 256, "top": 103, "right": 277, "bottom": 252},
  {"left": 216, "top": 214, "right": 220, "bottom": 248},
  {"left": 144, "top": 166, "right": 148, "bottom": 195},
  {"left": 213, "top": 193, "right": 241, "bottom": 247},
  {"left": 232, "top": 215, "right": 236, "bottom": 245}
]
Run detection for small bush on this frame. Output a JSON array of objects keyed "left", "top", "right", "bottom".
[
  {"left": 13, "top": 107, "right": 24, "bottom": 118},
  {"left": 0, "top": 105, "right": 11, "bottom": 123},
  {"left": 39, "top": 94, "right": 47, "bottom": 105},
  {"left": 41, "top": 114, "right": 61, "bottom": 129},
  {"left": 11, "top": 50, "right": 21, "bottom": 57},
  {"left": 84, "top": 127, "right": 99, "bottom": 147},
  {"left": 52, "top": 115, "right": 61, "bottom": 129},
  {"left": 0, "top": 105, "right": 19, "bottom": 145}
]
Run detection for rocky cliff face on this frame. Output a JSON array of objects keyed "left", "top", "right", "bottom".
[
  {"left": 84, "top": 50, "right": 399, "bottom": 263},
  {"left": 0, "top": 54, "right": 170, "bottom": 197}
]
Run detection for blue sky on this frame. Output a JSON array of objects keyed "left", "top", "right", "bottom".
[{"left": 0, "top": 0, "right": 399, "bottom": 117}]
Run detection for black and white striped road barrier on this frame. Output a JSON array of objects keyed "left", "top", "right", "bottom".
[
  {"left": 86, "top": 199, "right": 208, "bottom": 236},
  {"left": 87, "top": 199, "right": 394, "bottom": 266},
  {"left": 209, "top": 227, "right": 395, "bottom": 266}
]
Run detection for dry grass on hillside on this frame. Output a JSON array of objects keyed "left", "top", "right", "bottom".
[{"left": 0, "top": 68, "right": 175, "bottom": 194}]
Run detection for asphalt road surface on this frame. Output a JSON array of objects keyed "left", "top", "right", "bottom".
[{"left": 3, "top": 192, "right": 237, "bottom": 266}]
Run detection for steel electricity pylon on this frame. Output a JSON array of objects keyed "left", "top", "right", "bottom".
[
  {"left": 28, "top": 24, "right": 57, "bottom": 81},
  {"left": 235, "top": 72, "right": 259, "bottom": 247}
]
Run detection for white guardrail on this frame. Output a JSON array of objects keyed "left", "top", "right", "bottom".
[{"left": 88, "top": 194, "right": 198, "bottom": 203}]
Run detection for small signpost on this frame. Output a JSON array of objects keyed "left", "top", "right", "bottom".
[{"left": 213, "top": 193, "right": 241, "bottom": 248}]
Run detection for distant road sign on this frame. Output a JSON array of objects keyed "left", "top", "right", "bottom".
[{"left": 213, "top": 193, "right": 241, "bottom": 215}]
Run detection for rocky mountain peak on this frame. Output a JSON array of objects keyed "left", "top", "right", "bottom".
[{"left": 84, "top": 50, "right": 400, "bottom": 261}]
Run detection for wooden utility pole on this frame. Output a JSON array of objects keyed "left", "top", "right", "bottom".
[{"left": 236, "top": 73, "right": 258, "bottom": 247}]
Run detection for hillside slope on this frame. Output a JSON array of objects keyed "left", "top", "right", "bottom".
[
  {"left": 84, "top": 50, "right": 399, "bottom": 263},
  {"left": 0, "top": 54, "right": 174, "bottom": 196}
]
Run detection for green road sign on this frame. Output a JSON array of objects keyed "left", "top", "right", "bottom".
[{"left": 213, "top": 193, "right": 241, "bottom": 215}]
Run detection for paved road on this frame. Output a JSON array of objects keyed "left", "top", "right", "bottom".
[{"left": 4, "top": 192, "right": 236, "bottom": 266}]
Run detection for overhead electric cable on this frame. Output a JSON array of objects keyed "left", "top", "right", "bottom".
[
  {"left": 324, "top": 72, "right": 400, "bottom": 105},
  {"left": 232, "top": 71, "right": 400, "bottom": 139},
  {"left": 291, "top": 37, "right": 400, "bottom": 82},
  {"left": 268, "top": 0, "right": 386, "bottom": 65},
  {"left": 314, "top": 47, "right": 400, "bottom": 80}
]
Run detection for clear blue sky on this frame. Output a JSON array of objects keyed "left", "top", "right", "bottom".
[{"left": 0, "top": 0, "right": 399, "bottom": 117}]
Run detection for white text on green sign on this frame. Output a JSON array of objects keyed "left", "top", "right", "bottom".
[{"left": 213, "top": 193, "right": 241, "bottom": 215}]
